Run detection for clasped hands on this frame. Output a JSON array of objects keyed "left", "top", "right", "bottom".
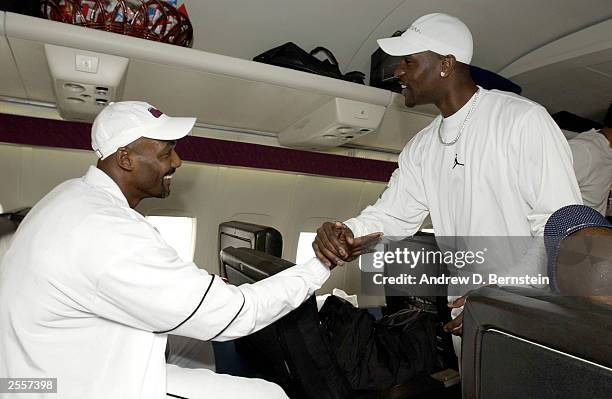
[
  {"left": 312, "top": 221, "right": 382, "bottom": 268},
  {"left": 312, "top": 221, "right": 469, "bottom": 336}
]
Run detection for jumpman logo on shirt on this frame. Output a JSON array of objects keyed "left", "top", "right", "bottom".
[{"left": 453, "top": 154, "right": 465, "bottom": 169}]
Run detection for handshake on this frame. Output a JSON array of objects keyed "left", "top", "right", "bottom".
[
  {"left": 311, "top": 221, "right": 382, "bottom": 268},
  {"left": 311, "top": 221, "right": 467, "bottom": 336}
]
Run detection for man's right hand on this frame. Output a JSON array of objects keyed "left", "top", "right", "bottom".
[{"left": 312, "top": 221, "right": 382, "bottom": 268}]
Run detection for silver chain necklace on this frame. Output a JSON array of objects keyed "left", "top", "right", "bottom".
[{"left": 438, "top": 89, "right": 481, "bottom": 146}]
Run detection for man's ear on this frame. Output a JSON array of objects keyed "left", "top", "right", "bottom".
[
  {"left": 115, "top": 147, "right": 135, "bottom": 171},
  {"left": 440, "top": 54, "right": 457, "bottom": 77}
]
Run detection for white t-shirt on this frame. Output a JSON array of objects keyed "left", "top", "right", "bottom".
[
  {"left": 346, "top": 88, "right": 582, "bottom": 292},
  {"left": 0, "top": 166, "right": 329, "bottom": 399},
  {"left": 569, "top": 129, "right": 612, "bottom": 215}
]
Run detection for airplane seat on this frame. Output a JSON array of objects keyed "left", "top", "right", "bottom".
[
  {"left": 214, "top": 220, "right": 284, "bottom": 377},
  {"left": 221, "top": 247, "right": 350, "bottom": 398},
  {"left": 218, "top": 220, "right": 283, "bottom": 276},
  {"left": 461, "top": 286, "right": 612, "bottom": 399},
  {"left": 220, "top": 247, "right": 460, "bottom": 399},
  {"left": 165, "top": 220, "right": 283, "bottom": 373}
]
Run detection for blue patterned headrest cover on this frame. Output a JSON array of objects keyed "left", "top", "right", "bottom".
[{"left": 544, "top": 205, "right": 612, "bottom": 292}]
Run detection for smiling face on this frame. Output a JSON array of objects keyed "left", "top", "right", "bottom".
[
  {"left": 127, "top": 138, "right": 182, "bottom": 200},
  {"left": 394, "top": 51, "right": 445, "bottom": 108}
]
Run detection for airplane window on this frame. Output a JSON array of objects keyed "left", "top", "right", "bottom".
[
  {"left": 296, "top": 232, "right": 317, "bottom": 264},
  {"left": 146, "top": 216, "right": 197, "bottom": 262}
]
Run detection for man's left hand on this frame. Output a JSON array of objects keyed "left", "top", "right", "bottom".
[{"left": 443, "top": 295, "right": 467, "bottom": 336}]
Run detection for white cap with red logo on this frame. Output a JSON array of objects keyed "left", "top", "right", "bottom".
[{"left": 91, "top": 101, "right": 196, "bottom": 159}]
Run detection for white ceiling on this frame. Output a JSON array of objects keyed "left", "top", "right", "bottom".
[
  {"left": 511, "top": 48, "right": 612, "bottom": 121},
  {"left": 182, "top": 0, "right": 612, "bottom": 121}
]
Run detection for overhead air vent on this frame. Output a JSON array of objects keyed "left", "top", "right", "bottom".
[
  {"left": 44, "top": 44, "right": 129, "bottom": 121},
  {"left": 278, "top": 98, "right": 385, "bottom": 149}
]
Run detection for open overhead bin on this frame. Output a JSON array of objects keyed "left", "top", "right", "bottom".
[{"left": 0, "top": 12, "right": 436, "bottom": 152}]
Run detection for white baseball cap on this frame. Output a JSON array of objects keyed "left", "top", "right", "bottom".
[
  {"left": 91, "top": 101, "right": 196, "bottom": 160},
  {"left": 377, "top": 13, "right": 473, "bottom": 64}
]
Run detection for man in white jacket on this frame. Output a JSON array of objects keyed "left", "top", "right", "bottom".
[{"left": 0, "top": 102, "right": 330, "bottom": 399}]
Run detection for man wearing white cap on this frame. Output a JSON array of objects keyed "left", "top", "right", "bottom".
[
  {"left": 0, "top": 101, "right": 331, "bottom": 398},
  {"left": 313, "top": 13, "right": 581, "bottom": 356}
]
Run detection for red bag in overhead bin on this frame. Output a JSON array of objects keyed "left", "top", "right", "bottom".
[{"left": 40, "top": 0, "right": 193, "bottom": 47}]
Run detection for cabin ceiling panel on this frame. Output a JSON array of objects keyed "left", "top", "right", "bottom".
[
  {"left": 499, "top": 19, "right": 612, "bottom": 79},
  {"left": 512, "top": 48, "right": 612, "bottom": 121},
  {"left": 588, "top": 60, "right": 612, "bottom": 77},
  {"left": 7, "top": 38, "right": 55, "bottom": 103},
  {"left": 122, "top": 60, "right": 333, "bottom": 133},
  {"left": 346, "top": 0, "right": 612, "bottom": 75}
]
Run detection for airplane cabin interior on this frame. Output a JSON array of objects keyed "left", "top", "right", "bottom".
[{"left": 0, "top": 1, "right": 611, "bottom": 398}]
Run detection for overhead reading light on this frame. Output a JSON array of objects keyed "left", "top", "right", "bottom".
[
  {"left": 45, "top": 44, "right": 129, "bottom": 121},
  {"left": 278, "top": 98, "right": 385, "bottom": 149}
]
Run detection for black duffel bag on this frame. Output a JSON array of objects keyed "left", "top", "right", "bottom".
[
  {"left": 254, "top": 42, "right": 365, "bottom": 84},
  {"left": 319, "top": 295, "right": 438, "bottom": 391}
]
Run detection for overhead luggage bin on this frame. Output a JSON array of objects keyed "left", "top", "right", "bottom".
[
  {"left": 1, "top": 12, "right": 436, "bottom": 152},
  {"left": 0, "top": 12, "right": 27, "bottom": 99}
]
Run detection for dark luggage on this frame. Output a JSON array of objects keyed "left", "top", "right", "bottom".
[
  {"left": 236, "top": 296, "right": 352, "bottom": 399},
  {"left": 552, "top": 110, "right": 602, "bottom": 132},
  {"left": 320, "top": 295, "right": 437, "bottom": 391},
  {"left": 221, "top": 248, "right": 351, "bottom": 399},
  {"left": 254, "top": 42, "right": 365, "bottom": 84},
  {"left": 221, "top": 247, "right": 440, "bottom": 398},
  {"left": 0, "top": 1, "right": 40, "bottom": 16},
  {"left": 383, "top": 234, "right": 458, "bottom": 371}
]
